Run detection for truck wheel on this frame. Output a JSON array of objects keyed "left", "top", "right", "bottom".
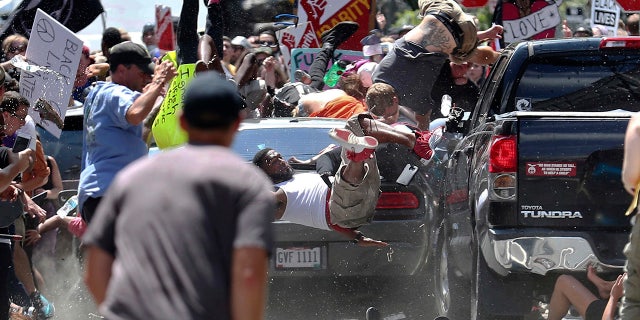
[{"left": 435, "top": 227, "right": 470, "bottom": 320}]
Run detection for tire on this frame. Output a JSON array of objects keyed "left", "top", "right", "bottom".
[{"left": 434, "top": 224, "right": 471, "bottom": 320}]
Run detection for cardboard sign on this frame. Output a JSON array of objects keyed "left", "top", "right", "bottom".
[
  {"left": 289, "top": 48, "right": 364, "bottom": 86},
  {"left": 276, "top": 0, "right": 372, "bottom": 67},
  {"left": 156, "top": 5, "right": 175, "bottom": 51},
  {"left": 20, "top": 8, "right": 82, "bottom": 138},
  {"left": 502, "top": 0, "right": 561, "bottom": 43},
  {"left": 590, "top": 0, "right": 620, "bottom": 36},
  {"left": 151, "top": 53, "right": 194, "bottom": 149}
]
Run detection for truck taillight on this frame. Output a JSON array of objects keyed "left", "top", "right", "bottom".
[
  {"left": 600, "top": 37, "right": 640, "bottom": 49},
  {"left": 376, "top": 192, "right": 419, "bottom": 209},
  {"left": 489, "top": 135, "right": 517, "bottom": 201},
  {"left": 489, "top": 135, "right": 517, "bottom": 173}
]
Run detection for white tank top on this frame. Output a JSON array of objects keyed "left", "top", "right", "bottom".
[{"left": 276, "top": 173, "right": 331, "bottom": 231}]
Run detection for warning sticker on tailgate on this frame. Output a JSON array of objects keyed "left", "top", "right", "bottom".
[{"left": 526, "top": 162, "right": 577, "bottom": 176}]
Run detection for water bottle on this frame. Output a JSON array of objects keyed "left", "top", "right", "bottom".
[
  {"left": 323, "top": 60, "right": 348, "bottom": 87},
  {"left": 24, "top": 306, "right": 35, "bottom": 317},
  {"left": 57, "top": 195, "right": 78, "bottom": 218}
]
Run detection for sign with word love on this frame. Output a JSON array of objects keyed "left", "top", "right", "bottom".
[
  {"left": 590, "top": 0, "right": 620, "bottom": 35},
  {"left": 20, "top": 9, "right": 82, "bottom": 138},
  {"left": 502, "top": 0, "right": 562, "bottom": 43}
]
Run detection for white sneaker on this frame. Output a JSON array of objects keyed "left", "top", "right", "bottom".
[{"left": 328, "top": 128, "right": 378, "bottom": 153}]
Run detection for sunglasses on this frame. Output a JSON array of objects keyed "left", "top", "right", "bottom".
[
  {"left": 260, "top": 41, "right": 278, "bottom": 48},
  {"left": 8, "top": 45, "right": 26, "bottom": 54}
]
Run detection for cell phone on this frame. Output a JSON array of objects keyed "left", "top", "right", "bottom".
[
  {"left": 12, "top": 134, "right": 31, "bottom": 153},
  {"left": 396, "top": 164, "right": 418, "bottom": 186}
]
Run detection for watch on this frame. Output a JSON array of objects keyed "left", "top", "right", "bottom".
[{"left": 351, "top": 232, "right": 365, "bottom": 244}]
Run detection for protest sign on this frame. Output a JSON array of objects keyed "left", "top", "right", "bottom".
[
  {"left": 276, "top": 0, "right": 372, "bottom": 67},
  {"left": 289, "top": 48, "right": 364, "bottom": 87},
  {"left": 501, "top": 0, "right": 562, "bottom": 43},
  {"left": 151, "top": 52, "right": 194, "bottom": 149},
  {"left": 156, "top": 5, "right": 175, "bottom": 51},
  {"left": 20, "top": 8, "right": 82, "bottom": 138},
  {"left": 590, "top": 0, "right": 620, "bottom": 36}
]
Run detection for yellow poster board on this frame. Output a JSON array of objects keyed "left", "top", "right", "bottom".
[{"left": 152, "top": 53, "right": 195, "bottom": 149}]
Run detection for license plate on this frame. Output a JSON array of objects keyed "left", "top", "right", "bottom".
[{"left": 275, "top": 246, "right": 324, "bottom": 270}]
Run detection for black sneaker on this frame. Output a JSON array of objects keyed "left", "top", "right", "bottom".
[{"left": 320, "top": 21, "right": 359, "bottom": 49}]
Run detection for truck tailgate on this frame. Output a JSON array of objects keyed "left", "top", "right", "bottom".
[{"left": 517, "top": 117, "right": 632, "bottom": 228}]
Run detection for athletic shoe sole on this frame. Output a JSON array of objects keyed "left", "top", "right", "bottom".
[{"left": 329, "top": 128, "right": 378, "bottom": 153}]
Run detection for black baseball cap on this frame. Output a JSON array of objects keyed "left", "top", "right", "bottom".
[
  {"left": 183, "top": 72, "right": 246, "bottom": 129},
  {"left": 109, "top": 41, "right": 155, "bottom": 75}
]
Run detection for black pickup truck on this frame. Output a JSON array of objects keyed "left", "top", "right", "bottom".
[{"left": 429, "top": 37, "right": 640, "bottom": 319}]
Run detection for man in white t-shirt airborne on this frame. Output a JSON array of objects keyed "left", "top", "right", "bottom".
[{"left": 253, "top": 128, "right": 387, "bottom": 247}]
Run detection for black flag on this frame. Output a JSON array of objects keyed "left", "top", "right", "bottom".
[{"left": 0, "top": 0, "right": 104, "bottom": 43}]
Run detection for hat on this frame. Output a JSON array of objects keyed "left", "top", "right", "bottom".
[
  {"left": 253, "top": 46, "right": 272, "bottom": 55},
  {"left": 142, "top": 23, "right": 155, "bottom": 34},
  {"left": 231, "top": 36, "right": 252, "bottom": 50},
  {"left": 183, "top": 72, "right": 245, "bottom": 128},
  {"left": 419, "top": 0, "right": 478, "bottom": 60},
  {"left": 109, "top": 41, "right": 155, "bottom": 75},
  {"left": 573, "top": 26, "right": 593, "bottom": 37}
]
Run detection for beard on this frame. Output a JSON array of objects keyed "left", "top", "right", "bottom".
[{"left": 270, "top": 166, "right": 294, "bottom": 184}]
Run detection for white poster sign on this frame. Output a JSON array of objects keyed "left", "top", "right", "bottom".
[
  {"left": 591, "top": 0, "right": 620, "bottom": 36},
  {"left": 503, "top": 4, "right": 562, "bottom": 43},
  {"left": 20, "top": 8, "right": 82, "bottom": 138}
]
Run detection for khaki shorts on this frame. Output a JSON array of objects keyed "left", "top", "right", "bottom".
[
  {"left": 329, "top": 113, "right": 381, "bottom": 229},
  {"left": 418, "top": 0, "right": 478, "bottom": 60}
]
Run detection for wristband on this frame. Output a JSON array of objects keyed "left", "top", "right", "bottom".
[{"left": 351, "top": 232, "right": 365, "bottom": 244}]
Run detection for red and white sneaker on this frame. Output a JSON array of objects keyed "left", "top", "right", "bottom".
[{"left": 329, "top": 128, "right": 378, "bottom": 162}]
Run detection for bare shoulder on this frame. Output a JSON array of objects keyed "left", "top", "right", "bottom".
[{"left": 404, "top": 15, "right": 456, "bottom": 54}]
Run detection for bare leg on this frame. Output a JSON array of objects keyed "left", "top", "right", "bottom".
[
  {"left": 13, "top": 244, "right": 37, "bottom": 295},
  {"left": 340, "top": 159, "right": 367, "bottom": 185},
  {"left": 548, "top": 275, "right": 599, "bottom": 320},
  {"left": 587, "top": 265, "right": 613, "bottom": 299}
]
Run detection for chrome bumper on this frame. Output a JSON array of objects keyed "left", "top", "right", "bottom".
[{"left": 492, "top": 237, "right": 624, "bottom": 275}]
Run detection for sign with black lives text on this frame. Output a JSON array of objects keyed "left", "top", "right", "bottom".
[
  {"left": 20, "top": 9, "right": 82, "bottom": 138},
  {"left": 590, "top": 0, "right": 620, "bottom": 36}
]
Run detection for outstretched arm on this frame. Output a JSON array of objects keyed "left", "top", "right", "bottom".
[{"left": 602, "top": 273, "right": 624, "bottom": 320}]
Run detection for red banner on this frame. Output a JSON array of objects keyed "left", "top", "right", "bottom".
[
  {"left": 156, "top": 5, "right": 175, "bottom": 52},
  {"left": 278, "top": 0, "right": 372, "bottom": 54}
]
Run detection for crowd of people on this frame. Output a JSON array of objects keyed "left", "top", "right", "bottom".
[{"left": 0, "top": 0, "right": 638, "bottom": 319}]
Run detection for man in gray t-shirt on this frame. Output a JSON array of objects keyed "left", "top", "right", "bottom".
[{"left": 83, "top": 72, "right": 275, "bottom": 320}]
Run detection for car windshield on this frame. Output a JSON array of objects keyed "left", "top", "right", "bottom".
[
  {"left": 232, "top": 127, "right": 337, "bottom": 162},
  {"left": 513, "top": 53, "right": 640, "bottom": 112}
]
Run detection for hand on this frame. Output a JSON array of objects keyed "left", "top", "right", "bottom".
[
  {"left": 479, "top": 24, "right": 504, "bottom": 41},
  {"left": 25, "top": 229, "right": 41, "bottom": 246},
  {"left": 0, "top": 186, "right": 18, "bottom": 202},
  {"left": 562, "top": 20, "right": 572, "bottom": 38},
  {"left": 611, "top": 273, "right": 625, "bottom": 301},
  {"left": 262, "top": 56, "right": 277, "bottom": 72},
  {"left": 152, "top": 60, "right": 177, "bottom": 86},
  {"left": 22, "top": 195, "right": 46, "bottom": 222},
  {"left": 357, "top": 236, "right": 388, "bottom": 247}
]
